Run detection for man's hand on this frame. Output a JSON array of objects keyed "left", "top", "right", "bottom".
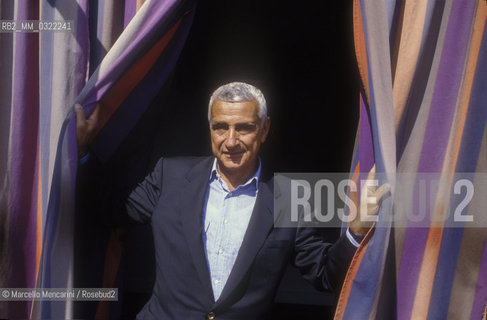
[
  {"left": 74, "top": 103, "right": 100, "bottom": 158},
  {"left": 350, "top": 165, "right": 391, "bottom": 236}
]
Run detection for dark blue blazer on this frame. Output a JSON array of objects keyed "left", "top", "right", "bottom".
[{"left": 119, "top": 156, "right": 356, "bottom": 319}]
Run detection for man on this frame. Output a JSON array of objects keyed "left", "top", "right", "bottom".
[{"left": 75, "top": 82, "right": 387, "bottom": 319}]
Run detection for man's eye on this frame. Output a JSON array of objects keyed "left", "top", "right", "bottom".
[
  {"left": 211, "top": 123, "right": 228, "bottom": 134},
  {"left": 236, "top": 124, "right": 256, "bottom": 134}
]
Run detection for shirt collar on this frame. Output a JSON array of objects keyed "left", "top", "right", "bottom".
[{"left": 209, "top": 157, "right": 261, "bottom": 189}]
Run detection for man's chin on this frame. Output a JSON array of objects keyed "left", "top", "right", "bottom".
[
  {"left": 218, "top": 157, "right": 247, "bottom": 171},
  {"left": 221, "top": 160, "right": 243, "bottom": 170}
]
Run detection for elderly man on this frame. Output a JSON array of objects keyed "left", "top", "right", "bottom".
[{"left": 75, "top": 82, "right": 386, "bottom": 319}]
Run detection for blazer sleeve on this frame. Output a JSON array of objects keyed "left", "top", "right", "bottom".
[
  {"left": 293, "top": 227, "right": 357, "bottom": 293},
  {"left": 125, "top": 157, "right": 164, "bottom": 223}
]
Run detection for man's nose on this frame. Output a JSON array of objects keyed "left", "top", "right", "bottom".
[{"left": 225, "top": 128, "right": 239, "bottom": 148}]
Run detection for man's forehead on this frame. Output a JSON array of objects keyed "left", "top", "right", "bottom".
[
  {"left": 210, "top": 119, "right": 257, "bottom": 125},
  {"left": 212, "top": 98, "right": 258, "bottom": 108},
  {"left": 211, "top": 99, "right": 259, "bottom": 118}
]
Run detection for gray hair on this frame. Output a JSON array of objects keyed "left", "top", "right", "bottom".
[{"left": 208, "top": 82, "right": 268, "bottom": 127}]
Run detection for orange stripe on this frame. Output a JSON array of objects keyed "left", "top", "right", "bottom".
[
  {"left": 410, "top": 225, "right": 444, "bottom": 319},
  {"left": 334, "top": 218, "right": 375, "bottom": 319},
  {"left": 136, "top": 0, "right": 146, "bottom": 12},
  {"left": 30, "top": 135, "right": 43, "bottom": 319},
  {"left": 95, "top": 17, "right": 184, "bottom": 136},
  {"left": 392, "top": 1, "right": 428, "bottom": 132},
  {"left": 353, "top": 0, "right": 370, "bottom": 104},
  {"left": 410, "top": 3, "right": 487, "bottom": 318},
  {"left": 443, "top": 2, "right": 486, "bottom": 175},
  {"left": 334, "top": 161, "right": 360, "bottom": 319},
  {"left": 35, "top": 136, "right": 42, "bottom": 284}
]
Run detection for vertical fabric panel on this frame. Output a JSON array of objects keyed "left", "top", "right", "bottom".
[
  {"left": 0, "top": 2, "right": 15, "bottom": 318},
  {"left": 335, "top": 0, "right": 487, "bottom": 318},
  {"left": 2, "top": 0, "right": 195, "bottom": 318}
]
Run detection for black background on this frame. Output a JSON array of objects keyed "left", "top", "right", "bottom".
[
  {"left": 151, "top": 1, "right": 359, "bottom": 174},
  {"left": 104, "top": 1, "right": 360, "bottom": 319}
]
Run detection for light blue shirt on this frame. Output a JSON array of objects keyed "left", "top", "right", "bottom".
[{"left": 202, "top": 158, "right": 261, "bottom": 301}]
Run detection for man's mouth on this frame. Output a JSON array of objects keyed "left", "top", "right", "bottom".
[{"left": 223, "top": 151, "right": 245, "bottom": 157}]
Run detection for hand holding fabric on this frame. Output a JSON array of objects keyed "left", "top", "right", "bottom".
[
  {"left": 349, "top": 165, "right": 391, "bottom": 236},
  {"left": 73, "top": 103, "right": 100, "bottom": 158}
]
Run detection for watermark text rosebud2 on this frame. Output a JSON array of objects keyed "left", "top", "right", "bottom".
[{"left": 274, "top": 172, "right": 484, "bottom": 228}]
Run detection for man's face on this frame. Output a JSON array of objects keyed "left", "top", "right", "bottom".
[{"left": 210, "top": 99, "right": 270, "bottom": 176}]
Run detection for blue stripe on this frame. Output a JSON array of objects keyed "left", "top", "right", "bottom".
[
  {"left": 431, "top": 28, "right": 487, "bottom": 319},
  {"left": 344, "top": 1, "right": 393, "bottom": 318},
  {"left": 39, "top": 0, "right": 55, "bottom": 235},
  {"left": 39, "top": 115, "right": 73, "bottom": 319}
]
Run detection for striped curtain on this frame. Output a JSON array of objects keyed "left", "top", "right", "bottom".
[
  {"left": 0, "top": 0, "right": 195, "bottom": 318},
  {"left": 335, "top": 0, "right": 487, "bottom": 319}
]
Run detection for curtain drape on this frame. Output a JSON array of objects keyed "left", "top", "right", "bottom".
[
  {"left": 0, "top": 0, "right": 195, "bottom": 318},
  {"left": 336, "top": 1, "right": 487, "bottom": 319}
]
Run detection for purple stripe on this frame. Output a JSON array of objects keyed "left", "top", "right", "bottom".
[
  {"left": 39, "top": 2, "right": 193, "bottom": 316},
  {"left": 417, "top": 0, "right": 476, "bottom": 173},
  {"left": 124, "top": 0, "right": 137, "bottom": 28},
  {"left": 396, "top": 0, "right": 446, "bottom": 159},
  {"left": 396, "top": 232, "right": 428, "bottom": 320},
  {"left": 467, "top": 27, "right": 487, "bottom": 320},
  {"left": 396, "top": 1, "right": 478, "bottom": 319},
  {"left": 9, "top": 1, "right": 39, "bottom": 318},
  {"left": 0, "top": 4, "right": 14, "bottom": 315},
  {"left": 96, "top": 0, "right": 106, "bottom": 53},
  {"left": 359, "top": 94, "right": 375, "bottom": 172},
  {"left": 430, "top": 62, "right": 487, "bottom": 314},
  {"left": 36, "top": 2, "right": 89, "bottom": 317},
  {"left": 81, "top": 0, "right": 182, "bottom": 109},
  {"left": 430, "top": 82, "right": 487, "bottom": 317},
  {"left": 455, "top": 26, "right": 487, "bottom": 174},
  {"left": 341, "top": 119, "right": 361, "bottom": 233},
  {"left": 358, "top": 0, "right": 390, "bottom": 176},
  {"left": 38, "top": 1, "right": 55, "bottom": 231},
  {"left": 427, "top": 227, "right": 464, "bottom": 319},
  {"left": 343, "top": 216, "right": 393, "bottom": 319},
  {"left": 39, "top": 113, "right": 77, "bottom": 319}
]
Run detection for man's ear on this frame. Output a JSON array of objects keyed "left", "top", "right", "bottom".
[{"left": 260, "top": 117, "right": 271, "bottom": 143}]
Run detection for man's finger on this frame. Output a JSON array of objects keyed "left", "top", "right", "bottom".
[
  {"left": 86, "top": 104, "right": 100, "bottom": 133},
  {"left": 366, "top": 164, "right": 376, "bottom": 181},
  {"left": 374, "top": 183, "right": 391, "bottom": 202},
  {"left": 74, "top": 104, "right": 86, "bottom": 125},
  {"left": 88, "top": 104, "right": 100, "bottom": 123}
]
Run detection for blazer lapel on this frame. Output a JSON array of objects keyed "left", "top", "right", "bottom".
[
  {"left": 214, "top": 180, "right": 274, "bottom": 307},
  {"left": 179, "top": 157, "right": 215, "bottom": 302}
]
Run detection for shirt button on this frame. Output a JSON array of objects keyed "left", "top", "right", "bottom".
[
  {"left": 224, "top": 219, "right": 228, "bottom": 224},
  {"left": 218, "top": 249, "right": 223, "bottom": 254},
  {"left": 207, "top": 312, "right": 215, "bottom": 320},
  {"left": 214, "top": 279, "right": 219, "bottom": 285}
]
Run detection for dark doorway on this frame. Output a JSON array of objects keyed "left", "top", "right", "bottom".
[{"left": 112, "top": 1, "right": 359, "bottom": 319}]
